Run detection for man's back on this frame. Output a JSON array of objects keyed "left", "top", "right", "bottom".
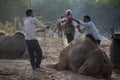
[{"left": 24, "top": 17, "right": 37, "bottom": 40}]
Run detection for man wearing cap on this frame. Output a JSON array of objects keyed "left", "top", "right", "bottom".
[{"left": 63, "top": 9, "right": 80, "bottom": 43}]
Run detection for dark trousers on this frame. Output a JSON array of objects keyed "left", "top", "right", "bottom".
[
  {"left": 66, "top": 33, "right": 74, "bottom": 43},
  {"left": 26, "top": 39, "right": 42, "bottom": 69},
  {"left": 86, "top": 34, "right": 101, "bottom": 45}
]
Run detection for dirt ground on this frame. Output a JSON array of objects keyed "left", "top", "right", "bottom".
[{"left": 0, "top": 37, "right": 120, "bottom": 80}]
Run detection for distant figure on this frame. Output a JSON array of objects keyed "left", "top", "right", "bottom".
[
  {"left": 24, "top": 9, "right": 49, "bottom": 70},
  {"left": 62, "top": 9, "right": 80, "bottom": 43},
  {"left": 79, "top": 15, "right": 101, "bottom": 45},
  {"left": 56, "top": 16, "right": 64, "bottom": 37}
]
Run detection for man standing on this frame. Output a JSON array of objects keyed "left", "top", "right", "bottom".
[
  {"left": 79, "top": 15, "right": 101, "bottom": 45},
  {"left": 24, "top": 9, "right": 48, "bottom": 70},
  {"left": 63, "top": 9, "right": 80, "bottom": 43}
]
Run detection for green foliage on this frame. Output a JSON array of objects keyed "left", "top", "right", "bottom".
[
  {"left": 0, "top": 0, "right": 27, "bottom": 22},
  {"left": 0, "top": 0, "right": 120, "bottom": 33},
  {"left": 0, "top": 23, "right": 6, "bottom": 31}
]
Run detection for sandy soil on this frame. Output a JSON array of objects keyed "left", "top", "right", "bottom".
[{"left": 0, "top": 37, "right": 120, "bottom": 80}]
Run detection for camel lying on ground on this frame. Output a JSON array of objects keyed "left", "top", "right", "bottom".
[
  {"left": 48, "top": 37, "right": 113, "bottom": 79},
  {"left": 0, "top": 32, "right": 26, "bottom": 59}
]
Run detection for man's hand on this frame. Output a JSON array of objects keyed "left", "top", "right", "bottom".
[
  {"left": 45, "top": 26, "right": 50, "bottom": 29},
  {"left": 36, "top": 29, "right": 45, "bottom": 32},
  {"left": 36, "top": 26, "right": 50, "bottom": 32}
]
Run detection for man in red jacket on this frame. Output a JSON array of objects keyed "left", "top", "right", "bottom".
[{"left": 63, "top": 9, "right": 80, "bottom": 43}]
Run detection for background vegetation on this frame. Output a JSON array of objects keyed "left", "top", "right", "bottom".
[{"left": 0, "top": 0, "right": 120, "bottom": 34}]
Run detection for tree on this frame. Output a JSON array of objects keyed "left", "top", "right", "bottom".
[{"left": 0, "top": 0, "right": 27, "bottom": 22}]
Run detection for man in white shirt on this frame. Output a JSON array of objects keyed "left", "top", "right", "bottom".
[
  {"left": 79, "top": 15, "right": 101, "bottom": 45},
  {"left": 24, "top": 9, "right": 49, "bottom": 70}
]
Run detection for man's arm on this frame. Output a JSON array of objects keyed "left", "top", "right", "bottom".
[
  {"left": 73, "top": 18, "right": 80, "bottom": 24},
  {"left": 79, "top": 21, "right": 90, "bottom": 33},
  {"left": 35, "top": 18, "right": 50, "bottom": 32},
  {"left": 36, "top": 26, "right": 50, "bottom": 32},
  {"left": 77, "top": 24, "right": 81, "bottom": 32},
  {"left": 79, "top": 20, "right": 89, "bottom": 27},
  {"left": 36, "top": 28, "right": 45, "bottom": 32}
]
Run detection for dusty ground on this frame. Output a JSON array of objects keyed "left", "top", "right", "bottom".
[{"left": 0, "top": 37, "right": 120, "bottom": 80}]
